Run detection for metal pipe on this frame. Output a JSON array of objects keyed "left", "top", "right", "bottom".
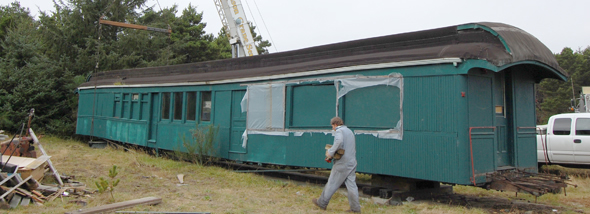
[{"left": 99, "top": 19, "right": 171, "bottom": 34}]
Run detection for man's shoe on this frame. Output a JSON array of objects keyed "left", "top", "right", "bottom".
[{"left": 312, "top": 198, "right": 326, "bottom": 210}]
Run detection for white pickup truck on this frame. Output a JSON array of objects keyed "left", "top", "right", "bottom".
[{"left": 537, "top": 113, "right": 590, "bottom": 165}]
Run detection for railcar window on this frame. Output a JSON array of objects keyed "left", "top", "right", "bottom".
[
  {"left": 132, "top": 93, "right": 139, "bottom": 101},
  {"left": 122, "top": 93, "right": 130, "bottom": 119},
  {"left": 187, "top": 92, "right": 196, "bottom": 121},
  {"left": 114, "top": 94, "right": 121, "bottom": 118},
  {"left": 140, "top": 93, "right": 149, "bottom": 121},
  {"left": 290, "top": 84, "right": 335, "bottom": 128},
  {"left": 161, "top": 92, "right": 171, "bottom": 120},
  {"left": 174, "top": 92, "right": 183, "bottom": 120},
  {"left": 553, "top": 118, "right": 571, "bottom": 135},
  {"left": 201, "top": 91, "right": 211, "bottom": 121},
  {"left": 246, "top": 84, "right": 285, "bottom": 129},
  {"left": 344, "top": 85, "right": 400, "bottom": 128},
  {"left": 576, "top": 118, "right": 590, "bottom": 135}
]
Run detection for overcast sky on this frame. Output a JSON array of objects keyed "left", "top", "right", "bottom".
[{"left": 5, "top": 0, "right": 590, "bottom": 54}]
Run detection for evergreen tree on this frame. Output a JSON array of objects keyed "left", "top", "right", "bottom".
[
  {"left": 537, "top": 47, "right": 590, "bottom": 123},
  {"left": 0, "top": 9, "right": 81, "bottom": 134}
]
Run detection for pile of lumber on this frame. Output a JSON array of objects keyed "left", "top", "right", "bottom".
[
  {"left": 0, "top": 169, "right": 90, "bottom": 208},
  {"left": 487, "top": 169, "right": 572, "bottom": 197},
  {"left": 0, "top": 128, "right": 72, "bottom": 209},
  {"left": 0, "top": 170, "right": 44, "bottom": 208}
]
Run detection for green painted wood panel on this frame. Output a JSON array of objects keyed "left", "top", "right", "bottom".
[
  {"left": 229, "top": 90, "right": 247, "bottom": 155},
  {"left": 344, "top": 85, "right": 400, "bottom": 129},
  {"left": 468, "top": 73, "right": 496, "bottom": 182},
  {"left": 510, "top": 69, "right": 538, "bottom": 171},
  {"left": 404, "top": 76, "right": 457, "bottom": 133},
  {"left": 213, "top": 91, "right": 232, "bottom": 159},
  {"left": 290, "top": 84, "right": 335, "bottom": 128}
]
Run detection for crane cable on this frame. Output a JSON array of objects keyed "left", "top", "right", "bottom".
[
  {"left": 242, "top": 0, "right": 278, "bottom": 53},
  {"left": 90, "top": 0, "right": 115, "bottom": 143}
]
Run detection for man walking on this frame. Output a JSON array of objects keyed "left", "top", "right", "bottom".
[{"left": 313, "top": 117, "right": 361, "bottom": 212}]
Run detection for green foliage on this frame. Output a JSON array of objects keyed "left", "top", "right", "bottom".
[
  {"left": 0, "top": 7, "right": 78, "bottom": 135},
  {"left": 0, "top": 0, "right": 272, "bottom": 136},
  {"left": 537, "top": 47, "right": 590, "bottom": 123},
  {"left": 95, "top": 165, "right": 121, "bottom": 200},
  {"left": 175, "top": 124, "right": 219, "bottom": 166},
  {"left": 250, "top": 24, "right": 272, "bottom": 54},
  {"left": 0, "top": 2, "right": 31, "bottom": 58}
]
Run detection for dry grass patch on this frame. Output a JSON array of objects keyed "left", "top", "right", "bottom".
[{"left": 7, "top": 136, "right": 590, "bottom": 213}]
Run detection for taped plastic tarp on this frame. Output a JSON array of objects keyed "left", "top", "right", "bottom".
[
  {"left": 336, "top": 73, "right": 403, "bottom": 99},
  {"left": 336, "top": 73, "right": 404, "bottom": 140},
  {"left": 242, "top": 130, "right": 290, "bottom": 148},
  {"left": 354, "top": 121, "right": 403, "bottom": 140},
  {"left": 246, "top": 84, "right": 285, "bottom": 130},
  {"left": 240, "top": 91, "right": 248, "bottom": 113}
]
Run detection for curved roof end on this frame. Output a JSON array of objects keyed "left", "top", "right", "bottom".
[{"left": 458, "top": 22, "right": 566, "bottom": 80}]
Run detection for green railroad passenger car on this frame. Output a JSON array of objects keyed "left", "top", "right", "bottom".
[{"left": 76, "top": 22, "right": 566, "bottom": 186}]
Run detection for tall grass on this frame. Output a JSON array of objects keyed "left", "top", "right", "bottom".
[{"left": 174, "top": 124, "right": 219, "bottom": 165}]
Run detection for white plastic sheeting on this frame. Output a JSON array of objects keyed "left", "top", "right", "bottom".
[
  {"left": 336, "top": 73, "right": 403, "bottom": 99},
  {"left": 245, "top": 84, "right": 285, "bottom": 130},
  {"left": 242, "top": 130, "right": 289, "bottom": 148},
  {"left": 334, "top": 73, "right": 404, "bottom": 140},
  {"left": 354, "top": 121, "right": 403, "bottom": 140},
  {"left": 240, "top": 73, "right": 404, "bottom": 148},
  {"left": 240, "top": 92, "right": 248, "bottom": 113}
]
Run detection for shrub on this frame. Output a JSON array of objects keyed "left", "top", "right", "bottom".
[{"left": 175, "top": 124, "right": 219, "bottom": 166}]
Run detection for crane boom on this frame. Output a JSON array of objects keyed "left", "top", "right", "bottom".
[
  {"left": 99, "top": 19, "right": 171, "bottom": 34},
  {"left": 214, "top": 0, "right": 259, "bottom": 57}
]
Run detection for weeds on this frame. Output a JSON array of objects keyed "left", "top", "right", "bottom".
[
  {"left": 95, "top": 165, "right": 120, "bottom": 200},
  {"left": 174, "top": 124, "right": 219, "bottom": 165}
]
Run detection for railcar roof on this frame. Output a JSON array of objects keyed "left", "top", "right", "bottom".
[{"left": 81, "top": 22, "right": 565, "bottom": 88}]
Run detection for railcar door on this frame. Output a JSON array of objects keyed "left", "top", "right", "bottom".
[
  {"left": 495, "top": 72, "right": 511, "bottom": 167},
  {"left": 229, "top": 90, "right": 247, "bottom": 157},
  {"left": 468, "top": 72, "right": 496, "bottom": 174},
  {"left": 508, "top": 69, "right": 537, "bottom": 170},
  {"left": 147, "top": 93, "right": 159, "bottom": 147}
]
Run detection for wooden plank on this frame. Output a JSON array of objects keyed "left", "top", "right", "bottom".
[
  {"left": 20, "top": 197, "right": 30, "bottom": 206},
  {"left": 29, "top": 129, "right": 63, "bottom": 186},
  {"left": 115, "top": 212, "right": 211, "bottom": 214},
  {"left": 31, "top": 190, "right": 45, "bottom": 198},
  {"left": 46, "top": 188, "right": 65, "bottom": 202},
  {"left": 15, "top": 188, "right": 43, "bottom": 203},
  {"left": 65, "top": 197, "right": 162, "bottom": 214},
  {"left": 0, "top": 173, "right": 17, "bottom": 186},
  {"left": 37, "top": 184, "right": 59, "bottom": 193},
  {"left": 1, "top": 155, "right": 35, "bottom": 166},
  {"left": 9, "top": 194, "right": 21, "bottom": 208},
  {"left": 25, "top": 155, "right": 50, "bottom": 169},
  {"left": 0, "top": 175, "right": 32, "bottom": 200}
]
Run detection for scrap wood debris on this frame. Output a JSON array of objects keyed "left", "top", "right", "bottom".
[
  {"left": 0, "top": 128, "right": 92, "bottom": 209},
  {"left": 487, "top": 169, "right": 574, "bottom": 198}
]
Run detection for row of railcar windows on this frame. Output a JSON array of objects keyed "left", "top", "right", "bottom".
[{"left": 161, "top": 91, "right": 211, "bottom": 122}]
